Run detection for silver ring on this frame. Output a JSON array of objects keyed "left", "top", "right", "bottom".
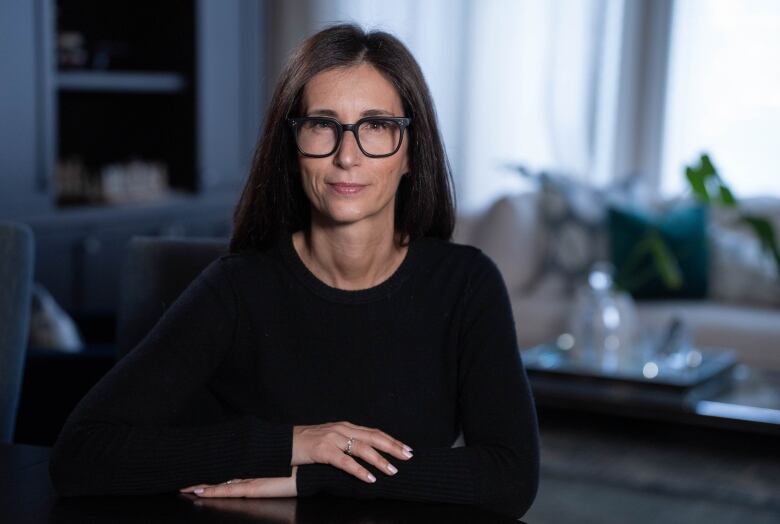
[{"left": 344, "top": 437, "right": 355, "bottom": 456}]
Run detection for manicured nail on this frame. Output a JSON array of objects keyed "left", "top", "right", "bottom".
[
  {"left": 387, "top": 464, "right": 398, "bottom": 474},
  {"left": 367, "top": 473, "right": 376, "bottom": 483},
  {"left": 403, "top": 445, "right": 413, "bottom": 452},
  {"left": 402, "top": 449, "right": 413, "bottom": 458},
  {"left": 194, "top": 488, "right": 204, "bottom": 494}
]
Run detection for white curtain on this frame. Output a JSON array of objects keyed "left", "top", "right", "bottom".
[
  {"left": 308, "top": 0, "right": 619, "bottom": 212},
  {"left": 660, "top": 0, "right": 780, "bottom": 198}
]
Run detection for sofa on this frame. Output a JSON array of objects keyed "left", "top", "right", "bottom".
[{"left": 453, "top": 191, "right": 780, "bottom": 371}]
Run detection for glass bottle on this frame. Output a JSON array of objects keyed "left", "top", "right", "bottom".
[{"left": 568, "top": 262, "right": 638, "bottom": 373}]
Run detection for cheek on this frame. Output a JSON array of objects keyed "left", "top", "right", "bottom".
[
  {"left": 298, "top": 163, "right": 324, "bottom": 197},
  {"left": 385, "top": 157, "right": 408, "bottom": 191},
  {"left": 379, "top": 145, "right": 409, "bottom": 186},
  {"left": 372, "top": 163, "right": 404, "bottom": 196}
]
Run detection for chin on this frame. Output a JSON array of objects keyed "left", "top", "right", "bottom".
[
  {"left": 316, "top": 196, "right": 394, "bottom": 226},
  {"left": 325, "top": 208, "right": 371, "bottom": 225}
]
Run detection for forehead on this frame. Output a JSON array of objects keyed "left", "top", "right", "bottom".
[{"left": 302, "top": 63, "right": 404, "bottom": 115}]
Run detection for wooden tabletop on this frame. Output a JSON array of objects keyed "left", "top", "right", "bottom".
[{"left": 0, "top": 444, "right": 520, "bottom": 523}]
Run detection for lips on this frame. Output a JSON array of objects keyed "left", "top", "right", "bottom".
[{"left": 328, "top": 183, "right": 366, "bottom": 195}]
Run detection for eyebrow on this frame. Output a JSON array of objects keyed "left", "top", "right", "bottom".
[{"left": 306, "top": 108, "right": 398, "bottom": 118}]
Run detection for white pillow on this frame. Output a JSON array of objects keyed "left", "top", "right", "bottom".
[
  {"left": 708, "top": 224, "right": 780, "bottom": 307},
  {"left": 469, "top": 193, "right": 542, "bottom": 293}
]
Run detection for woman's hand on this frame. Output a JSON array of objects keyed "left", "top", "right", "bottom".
[
  {"left": 291, "top": 421, "right": 414, "bottom": 484},
  {"left": 179, "top": 466, "right": 298, "bottom": 498}
]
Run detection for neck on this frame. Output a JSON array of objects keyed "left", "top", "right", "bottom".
[{"left": 293, "top": 214, "right": 408, "bottom": 291}]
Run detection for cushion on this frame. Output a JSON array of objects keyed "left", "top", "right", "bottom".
[
  {"left": 706, "top": 197, "right": 780, "bottom": 307},
  {"left": 609, "top": 205, "right": 708, "bottom": 299},
  {"left": 523, "top": 172, "right": 638, "bottom": 297},
  {"left": 469, "top": 192, "right": 542, "bottom": 293},
  {"left": 707, "top": 224, "right": 780, "bottom": 306}
]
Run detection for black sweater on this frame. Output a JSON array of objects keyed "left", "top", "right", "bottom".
[{"left": 49, "top": 232, "right": 539, "bottom": 518}]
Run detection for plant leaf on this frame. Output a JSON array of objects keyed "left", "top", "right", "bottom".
[
  {"left": 740, "top": 214, "right": 780, "bottom": 275},
  {"left": 686, "top": 167, "right": 710, "bottom": 203},
  {"left": 700, "top": 153, "right": 717, "bottom": 177},
  {"left": 647, "top": 232, "right": 683, "bottom": 290},
  {"left": 718, "top": 183, "right": 738, "bottom": 207}
]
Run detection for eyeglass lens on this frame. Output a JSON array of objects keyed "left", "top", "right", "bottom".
[{"left": 296, "top": 119, "right": 402, "bottom": 156}]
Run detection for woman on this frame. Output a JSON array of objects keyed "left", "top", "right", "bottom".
[{"left": 50, "top": 24, "right": 539, "bottom": 518}]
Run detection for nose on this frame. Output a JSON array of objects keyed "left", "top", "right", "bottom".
[{"left": 334, "top": 128, "right": 361, "bottom": 169}]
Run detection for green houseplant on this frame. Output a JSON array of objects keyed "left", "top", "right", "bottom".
[
  {"left": 615, "top": 153, "right": 780, "bottom": 294},
  {"left": 685, "top": 153, "right": 780, "bottom": 275}
]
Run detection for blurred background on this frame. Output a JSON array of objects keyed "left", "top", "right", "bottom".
[{"left": 1, "top": 1, "right": 779, "bottom": 522}]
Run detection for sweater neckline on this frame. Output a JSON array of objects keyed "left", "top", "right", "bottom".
[{"left": 279, "top": 230, "right": 420, "bottom": 304}]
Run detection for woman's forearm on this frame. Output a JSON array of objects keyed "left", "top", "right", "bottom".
[
  {"left": 295, "top": 443, "right": 537, "bottom": 518},
  {"left": 50, "top": 414, "right": 294, "bottom": 496}
]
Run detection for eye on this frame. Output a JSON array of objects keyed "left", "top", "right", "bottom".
[
  {"left": 364, "top": 120, "right": 393, "bottom": 131},
  {"left": 311, "top": 120, "right": 335, "bottom": 129},
  {"left": 302, "top": 119, "right": 336, "bottom": 131}
]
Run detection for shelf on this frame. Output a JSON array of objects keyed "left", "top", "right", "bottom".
[{"left": 57, "top": 71, "right": 189, "bottom": 93}]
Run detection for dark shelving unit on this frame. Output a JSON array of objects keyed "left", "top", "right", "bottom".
[
  {"left": 57, "top": 71, "right": 189, "bottom": 93},
  {"left": 53, "top": 0, "right": 198, "bottom": 207},
  {"left": 2, "top": 0, "right": 270, "bottom": 318},
  {"left": 2, "top": 0, "right": 267, "bottom": 446},
  {"left": 55, "top": 0, "right": 194, "bottom": 73}
]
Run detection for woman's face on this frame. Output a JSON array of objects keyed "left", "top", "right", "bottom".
[{"left": 297, "top": 63, "right": 410, "bottom": 228}]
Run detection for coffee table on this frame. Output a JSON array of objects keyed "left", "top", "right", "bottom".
[{"left": 523, "top": 344, "right": 780, "bottom": 435}]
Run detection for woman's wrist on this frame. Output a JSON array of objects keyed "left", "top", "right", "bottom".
[{"left": 291, "top": 465, "right": 299, "bottom": 496}]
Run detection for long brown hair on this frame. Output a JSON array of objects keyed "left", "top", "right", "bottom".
[{"left": 229, "top": 24, "right": 456, "bottom": 252}]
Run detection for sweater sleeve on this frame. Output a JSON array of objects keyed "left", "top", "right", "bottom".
[
  {"left": 295, "top": 252, "right": 540, "bottom": 518},
  {"left": 49, "top": 259, "right": 293, "bottom": 496}
]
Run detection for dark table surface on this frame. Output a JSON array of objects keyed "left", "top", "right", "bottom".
[{"left": 0, "top": 444, "right": 522, "bottom": 524}]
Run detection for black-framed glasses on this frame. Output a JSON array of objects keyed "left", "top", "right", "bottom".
[{"left": 287, "top": 116, "right": 411, "bottom": 158}]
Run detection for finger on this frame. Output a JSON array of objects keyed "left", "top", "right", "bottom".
[
  {"left": 340, "top": 422, "right": 411, "bottom": 451},
  {"left": 196, "top": 482, "right": 252, "bottom": 498},
  {"left": 350, "top": 439, "right": 399, "bottom": 476},
  {"left": 347, "top": 427, "right": 413, "bottom": 461},
  {"left": 180, "top": 478, "right": 246, "bottom": 493},
  {"left": 336, "top": 422, "right": 413, "bottom": 457},
  {"left": 339, "top": 422, "right": 412, "bottom": 454},
  {"left": 180, "top": 483, "right": 211, "bottom": 493},
  {"left": 351, "top": 423, "right": 413, "bottom": 453},
  {"left": 328, "top": 453, "right": 377, "bottom": 484}
]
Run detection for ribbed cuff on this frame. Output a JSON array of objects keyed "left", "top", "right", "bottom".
[
  {"left": 296, "top": 463, "right": 339, "bottom": 496},
  {"left": 243, "top": 416, "right": 294, "bottom": 478},
  {"left": 296, "top": 447, "right": 477, "bottom": 504}
]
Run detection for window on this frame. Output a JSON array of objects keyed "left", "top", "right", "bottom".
[
  {"left": 313, "top": 0, "right": 612, "bottom": 212},
  {"left": 660, "top": 0, "right": 780, "bottom": 197}
]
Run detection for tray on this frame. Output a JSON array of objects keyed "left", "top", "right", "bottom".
[{"left": 523, "top": 344, "right": 738, "bottom": 404}]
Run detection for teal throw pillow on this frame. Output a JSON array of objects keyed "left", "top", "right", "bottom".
[{"left": 608, "top": 205, "right": 708, "bottom": 299}]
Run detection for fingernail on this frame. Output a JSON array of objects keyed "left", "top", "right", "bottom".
[
  {"left": 403, "top": 445, "right": 413, "bottom": 452},
  {"left": 387, "top": 464, "right": 398, "bottom": 474},
  {"left": 403, "top": 449, "right": 413, "bottom": 458},
  {"left": 367, "top": 473, "right": 376, "bottom": 483},
  {"left": 194, "top": 488, "right": 204, "bottom": 494}
]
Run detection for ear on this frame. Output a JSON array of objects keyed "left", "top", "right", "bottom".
[{"left": 400, "top": 153, "right": 410, "bottom": 178}]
